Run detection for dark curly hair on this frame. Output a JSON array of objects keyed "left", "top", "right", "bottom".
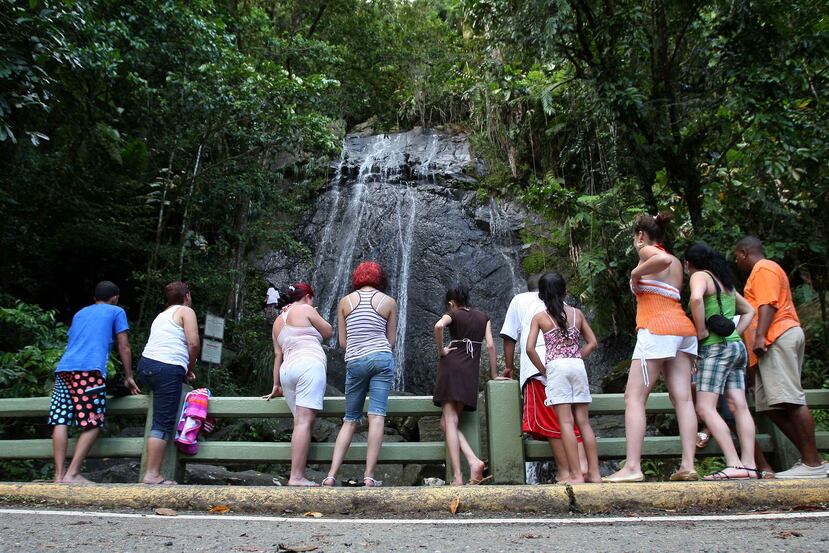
[
  {"left": 683, "top": 243, "right": 736, "bottom": 291},
  {"left": 633, "top": 211, "right": 674, "bottom": 244}
]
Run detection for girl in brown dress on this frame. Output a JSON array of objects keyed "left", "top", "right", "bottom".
[{"left": 433, "top": 285, "right": 497, "bottom": 485}]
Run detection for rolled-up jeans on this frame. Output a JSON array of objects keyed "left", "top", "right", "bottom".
[
  {"left": 343, "top": 351, "right": 394, "bottom": 422},
  {"left": 137, "top": 357, "right": 186, "bottom": 440}
]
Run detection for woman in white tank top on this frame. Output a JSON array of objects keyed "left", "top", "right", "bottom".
[
  {"left": 262, "top": 282, "right": 332, "bottom": 486},
  {"left": 137, "top": 281, "right": 200, "bottom": 485}
]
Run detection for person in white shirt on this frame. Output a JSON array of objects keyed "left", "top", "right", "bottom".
[
  {"left": 500, "top": 275, "right": 587, "bottom": 482},
  {"left": 265, "top": 283, "right": 280, "bottom": 320}
]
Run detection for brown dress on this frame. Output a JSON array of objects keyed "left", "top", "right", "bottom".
[{"left": 432, "top": 308, "right": 490, "bottom": 411}]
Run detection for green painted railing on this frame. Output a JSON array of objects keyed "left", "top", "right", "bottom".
[
  {"left": 1, "top": 384, "right": 827, "bottom": 484},
  {"left": 0, "top": 393, "right": 479, "bottom": 483},
  {"left": 486, "top": 381, "right": 829, "bottom": 484}
]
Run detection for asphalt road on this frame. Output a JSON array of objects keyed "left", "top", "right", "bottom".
[{"left": 1, "top": 508, "right": 828, "bottom": 552}]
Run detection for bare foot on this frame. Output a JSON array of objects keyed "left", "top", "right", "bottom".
[
  {"left": 143, "top": 478, "right": 177, "bottom": 485},
  {"left": 449, "top": 479, "right": 464, "bottom": 486},
  {"left": 469, "top": 459, "right": 485, "bottom": 483},
  {"left": 584, "top": 473, "right": 603, "bottom": 483},
  {"left": 61, "top": 474, "right": 92, "bottom": 484},
  {"left": 288, "top": 478, "right": 319, "bottom": 487}
]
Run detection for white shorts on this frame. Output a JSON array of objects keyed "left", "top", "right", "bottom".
[
  {"left": 544, "top": 358, "right": 592, "bottom": 406},
  {"left": 632, "top": 329, "right": 698, "bottom": 360},
  {"left": 280, "top": 359, "right": 326, "bottom": 415}
]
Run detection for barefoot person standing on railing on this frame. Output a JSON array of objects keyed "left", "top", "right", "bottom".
[
  {"left": 604, "top": 212, "right": 699, "bottom": 483},
  {"left": 49, "top": 281, "right": 141, "bottom": 484},
  {"left": 262, "top": 282, "right": 332, "bottom": 486},
  {"left": 324, "top": 261, "right": 397, "bottom": 487},
  {"left": 683, "top": 244, "right": 760, "bottom": 480},
  {"left": 432, "top": 284, "right": 497, "bottom": 486},
  {"left": 137, "top": 281, "right": 200, "bottom": 485}
]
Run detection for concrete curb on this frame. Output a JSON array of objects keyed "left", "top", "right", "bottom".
[{"left": 0, "top": 481, "right": 827, "bottom": 515}]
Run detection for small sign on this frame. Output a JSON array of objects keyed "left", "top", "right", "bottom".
[
  {"left": 202, "top": 339, "right": 223, "bottom": 364},
  {"left": 204, "top": 313, "right": 225, "bottom": 340}
]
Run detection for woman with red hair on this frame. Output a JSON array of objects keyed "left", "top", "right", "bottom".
[
  {"left": 262, "top": 282, "right": 332, "bottom": 486},
  {"left": 323, "top": 261, "right": 398, "bottom": 487}
]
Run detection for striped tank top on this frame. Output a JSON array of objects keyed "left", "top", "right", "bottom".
[{"left": 344, "top": 290, "right": 392, "bottom": 362}]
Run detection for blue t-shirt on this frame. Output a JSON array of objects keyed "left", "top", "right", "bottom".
[{"left": 55, "top": 303, "right": 129, "bottom": 377}]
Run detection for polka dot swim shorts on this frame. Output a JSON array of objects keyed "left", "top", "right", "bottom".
[{"left": 48, "top": 371, "right": 107, "bottom": 429}]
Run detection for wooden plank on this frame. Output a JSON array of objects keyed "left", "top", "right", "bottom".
[
  {"left": 189, "top": 441, "right": 446, "bottom": 464},
  {"left": 805, "top": 389, "right": 829, "bottom": 408},
  {"left": 524, "top": 434, "right": 776, "bottom": 461},
  {"left": 589, "top": 393, "right": 675, "bottom": 415},
  {"left": 0, "top": 438, "right": 144, "bottom": 459},
  {"left": 0, "top": 396, "right": 150, "bottom": 418},
  {"left": 816, "top": 431, "right": 829, "bottom": 451},
  {"left": 206, "top": 396, "right": 442, "bottom": 418}
]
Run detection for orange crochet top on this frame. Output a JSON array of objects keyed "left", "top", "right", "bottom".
[{"left": 633, "top": 279, "right": 696, "bottom": 337}]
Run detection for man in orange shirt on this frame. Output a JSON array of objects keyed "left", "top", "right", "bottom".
[{"left": 735, "top": 236, "right": 827, "bottom": 478}]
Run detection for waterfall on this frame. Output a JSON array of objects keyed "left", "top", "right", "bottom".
[
  {"left": 489, "top": 198, "right": 523, "bottom": 294},
  {"left": 296, "top": 129, "right": 527, "bottom": 394}
]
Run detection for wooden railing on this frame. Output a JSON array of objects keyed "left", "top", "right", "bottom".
[
  {"left": 485, "top": 381, "right": 829, "bottom": 483},
  {"left": 1, "top": 383, "right": 827, "bottom": 484}
]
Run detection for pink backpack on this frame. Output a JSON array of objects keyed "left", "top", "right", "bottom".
[{"left": 175, "top": 387, "right": 215, "bottom": 455}]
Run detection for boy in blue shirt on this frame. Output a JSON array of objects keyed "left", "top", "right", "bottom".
[{"left": 50, "top": 281, "right": 141, "bottom": 483}]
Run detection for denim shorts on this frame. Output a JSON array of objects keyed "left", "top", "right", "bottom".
[
  {"left": 343, "top": 351, "right": 394, "bottom": 422},
  {"left": 137, "top": 357, "right": 185, "bottom": 440}
]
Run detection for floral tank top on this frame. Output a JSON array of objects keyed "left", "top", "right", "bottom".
[{"left": 543, "top": 308, "right": 582, "bottom": 362}]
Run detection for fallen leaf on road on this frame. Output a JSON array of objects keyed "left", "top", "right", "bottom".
[
  {"left": 233, "top": 547, "right": 265, "bottom": 552},
  {"left": 775, "top": 531, "right": 803, "bottom": 539},
  {"left": 520, "top": 534, "right": 541, "bottom": 539},
  {"left": 209, "top": 505, "right": 230, "bottom": 514},
  {"left": 303, "top": 511, "right": 323, "bottom": 518},
  {"left": 449, "top": 496, "right": 460, "bottom": 515},
  {"left": 154, "top": 508, "right": 177, "bottom": 517},
  {"left": 277, "top": 544, "right": 318, "bottom": 552}
]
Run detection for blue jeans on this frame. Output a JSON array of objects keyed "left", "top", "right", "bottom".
[
  {"left": 343, "top": 351, "right": 394, "bottom": 422},
  {"left": 137, "top": 357, "right": 185, "bottom": 440}
]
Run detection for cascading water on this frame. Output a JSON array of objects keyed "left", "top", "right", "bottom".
[
  {"left": 489, "top": 198, "right": 524, "bottom": 295},
  {"left": 266, "top": 128, "right": 530, "bottom": 394}
]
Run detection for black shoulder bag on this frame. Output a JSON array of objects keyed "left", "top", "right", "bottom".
[{"left": 704, "top": 271, "right": 736, "bottom": 338}]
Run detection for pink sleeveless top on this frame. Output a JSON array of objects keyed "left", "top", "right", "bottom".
[
  {"left": 277, "top": 308, "right": 326, "bottom": 369},
  {"left": 543, "top": 307, "right": 582, "bottom": 362}
]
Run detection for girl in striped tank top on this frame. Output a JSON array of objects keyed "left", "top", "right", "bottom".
[
  {"left": 604, "top": 212, "right": 699, "bottom": 484},
  {"left": 324, "top": 261, "right": 398, "bottom": 487}
]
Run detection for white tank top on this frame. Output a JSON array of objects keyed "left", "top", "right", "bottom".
[{"left": 142, "top": 306, "right": 189, "bottom": 370}]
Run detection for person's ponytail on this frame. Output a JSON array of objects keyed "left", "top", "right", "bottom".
[{"left": 538, "top": 273, "right": 568, "bottom": 330}]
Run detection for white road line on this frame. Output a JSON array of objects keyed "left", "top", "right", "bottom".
[{"left": 0, "top": 508, "right": 828, "bottom": 525}]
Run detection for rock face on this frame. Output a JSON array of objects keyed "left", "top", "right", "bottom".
[{"left": 261, "top": 128, "right": 527, "bottom": 394}]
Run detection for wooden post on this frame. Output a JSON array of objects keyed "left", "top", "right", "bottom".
[
  {"left": 486, "top": 379, "right": 525, "bottom": 484},
  {"left": 139, "top": 385, "right": 191, "bottom": 483},
  {"left": 445, "top": 396, "right": 483, "bottom": 483}
]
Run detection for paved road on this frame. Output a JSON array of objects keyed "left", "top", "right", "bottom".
[{"left": 1, "top": 508, "right": 828, "bottom": 552}]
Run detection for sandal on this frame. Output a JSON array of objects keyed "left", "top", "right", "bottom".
[
  {"left": 363, "top": 477, "right": 383, "bottom": 487},
  {"left": 321, "top": 476, "right": 336, "bottom": 487},
  {"left": 703, "top": 466, "right": 751, "bottom": 481},
  {"left": 669, "top": 469, "right": 699, "bottom": 481},
  {"left": 144, "top": 479, "right": 177, "bottom": 485},
  {"left": 468, "top": 475, "right": 493, "bottom": 485},
  {"left": 741, "top": 467, "right": 771, "bottom": 480},
  {"left": 695, "top": 431, "right": 710, "bottom": 449}
]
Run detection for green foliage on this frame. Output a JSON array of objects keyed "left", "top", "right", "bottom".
[{"left": 0, "top": 302, "right": 66, "bottom": 397}]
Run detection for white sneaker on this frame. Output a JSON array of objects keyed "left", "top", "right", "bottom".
[{"left": 774, "top": 461, "right": 829, "bottom": 479}]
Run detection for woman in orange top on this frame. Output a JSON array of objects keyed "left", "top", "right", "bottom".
[{"left": 603, "top": 212, "right": 699, "bottom": 483}]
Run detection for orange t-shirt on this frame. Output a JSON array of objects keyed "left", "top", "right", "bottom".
[{"left": 743, "top": 259, "right": 800, "bottom": 352}]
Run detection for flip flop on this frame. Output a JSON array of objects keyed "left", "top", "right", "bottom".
[
  {"left": 363, "top": 477, "right": 383, "bottom": 487},
  {"left": 669, "top": 469, "right": 699, "bottom": 481},
  {"left": 321, "top": 476, "right": 336, "bottom": 487},
  {"left": 145, "top": 479, "right": 177, "bottom": 485},
  {"left": 703, "top": 466, "right": 751, "bottom": 481},
  {"left": 469, "top": 475, "right": 493, "bottom": 485}
]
